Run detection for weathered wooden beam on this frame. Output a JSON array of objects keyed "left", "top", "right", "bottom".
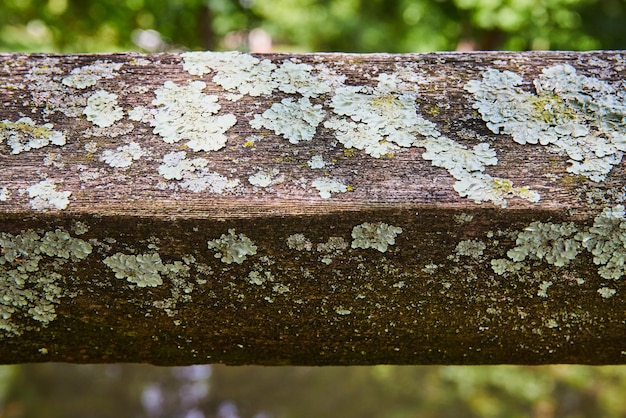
[{"left": 0, "top": 51, "right": 625, "bottom": 365}]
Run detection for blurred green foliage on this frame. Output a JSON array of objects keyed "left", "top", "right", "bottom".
[
  {"left": 4, "top": 364, "right": 626, "bottom": 417},
  {"left": 0, "top": 0, "right": 624, "bottom": 52}
]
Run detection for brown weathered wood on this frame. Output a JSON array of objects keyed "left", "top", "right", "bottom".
[{"left": 0, "top": 51, "right": 625, "bottom": 365}]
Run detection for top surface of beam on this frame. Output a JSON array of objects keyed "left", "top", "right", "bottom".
[{"left": 0, "top": 51, "right": 624, "bottom": 218}]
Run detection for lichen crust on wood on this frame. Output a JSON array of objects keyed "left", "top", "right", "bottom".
[{"left": 0, "top": 51, "right": 625, "bottom": 365}]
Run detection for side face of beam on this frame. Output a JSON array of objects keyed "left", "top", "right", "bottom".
[{"left": 0, "top": 51, "right": 625, "bottom": 365}]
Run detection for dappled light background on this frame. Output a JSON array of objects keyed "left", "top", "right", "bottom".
[
  {"left": 1, "top": 0, "right": 626, "bottom": 52},
  {"left": 2, "top": 1, "right": 626, "bottom": 417},
  {"left": 3, "top": 364, "right": 626, "bottom": 417}
]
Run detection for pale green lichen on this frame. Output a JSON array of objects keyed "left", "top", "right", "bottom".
[
  {"left": 351, "top": 222, "right": 403, "bottom": 253},
  {"left": 207, "top": 229, "right": 257, "bottom": 264},
  {"left": 84, "top": 90, "right": 124, "bottom": 128},
  {"left": 247, "top": 270, "right": 274, "bottom": 285},
  {"left": 103, "top": 252, "right": 178, "bottom": 287},
  {"left": 286, "top": 234, "right": 313, "bottom": 251},
  {"left": 0, "top": 117, "right": 66, "bottom": 154},
  {"left": 490, "top": 258, "right": 523, "bottom": 275},
  {"left": 597, "top": 287, "right": 616, "bottom": 298},
  {"left": 37, "top": 229, "right": 93, "bottom": 260},
  {"left": 324, "top": 73, "right": 437, "bottom": 157},
  {"left": 507, "top": 221, "right": 580, "bottom": 267},
  {"left": 271, "top": 60, "right": 334, "bottom": 98},
  {"left": 151, "top": 80, "right": 237, "bottom": 151},
  {"left": 465, "top": 64, "right": 626, "bottom": 182},
  {"left": 316, "top": 236, "right": 348, "bottom": 264},
  {"left": 249, "top": 97, "right": 325, "bottom": 144},
  {"left": 181, "top": 52, "right": 338, "bottom": 100},
  {"left": 0, "top": 229, "right": 92, "bottom": 335},
  {"left": 577, "top": 205, "right": 626, "bottom": 280},
  {"left": 25, "top": 180, "right": 71, "bottom": 211},
  {"left": 455, "top": 239, "right": 486, "bottom": 259},
  {"left": 492, "top": 205, "right": 626, "bottom": 281},
  {"left": 182, "top": 51, "right": 277, "bottom": 98}
]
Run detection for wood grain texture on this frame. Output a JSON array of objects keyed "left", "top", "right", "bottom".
[{"left": 0, "top": 51, "right": 625, "bottom": 365}]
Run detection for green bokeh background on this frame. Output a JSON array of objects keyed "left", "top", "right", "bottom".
[{"left": 1, "top": 0, "right": 625, "bottom": 52}]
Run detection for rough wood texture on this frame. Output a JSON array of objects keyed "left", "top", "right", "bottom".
[{"left": 1, "top": 51, "right": 625, "bottom": 365}]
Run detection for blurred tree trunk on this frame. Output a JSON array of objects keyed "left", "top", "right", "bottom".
[{"left": 198, "top": 4, "right": 217, "bottom": 51}]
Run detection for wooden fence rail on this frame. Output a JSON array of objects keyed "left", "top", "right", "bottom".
[{"left": 0, "top": 51, "right": 625, "bottom": 365}]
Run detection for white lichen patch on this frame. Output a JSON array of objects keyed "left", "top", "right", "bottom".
[
  {"left": 159, "top": 151, "right": 240, "bottom": 193},
  {"left": 103, "top": 252, "right": 180, "bottom": 287},
  {"left": 181, "top": 51, "right": 277, "bottom": 98},
  {"left": 181, "top": 171, "right": 240, "bottom": 194},
  {"left": 465, "top": 64, "right": 626, "bottom": 182},
  {"left": 62, "top": 61, "right": 123, "bottom": 89},
  {"left": 182, "top": 52, "right": 340, "bottom": 100},
  {"left": 537, "top": 280, "right": 553, "bottom": 298},
  {"left": 307, "top": 155, "right": 327, "bottom": 169},
  {"left": 207, "top": 229, "right": 257, "bottom": 264},
  {"left": 0, "top": 229, "right": 92, "bottom": 335},
  {"left": 128, "top": 106, "right": 153, "bottom": 124},
  {"left": 351, "top": 222, "right": 403, "bottom": 253},
  {"left": 311, "top": 177, "right": 348, "bottom": 199},
  {"left": 0, "top": 187, "right": 9, "bottom": 202},
  {"left": 151, "top": 80, "right": 237, "bottom": 151},
  {"left": 248, "top": 169, "right": 282, "bottom": 188},
  {"left": 324, "top": 74, "right": 439, "bottom": 157},
  {"left": 0, "top": 117, "right": 66, "bottom": 154},
  {"left": 100, "top": 142, "right": 146, "bottom": 168},
  {"left": 249, "top": 97, "right": 325, "bottom": 144},
  {"left": 159, "top": 151, "right": 208, "bottom": 180},
  {"left": 25, "top": 180, "right": 71, "bottom": 211},
  {"left": 84, "top": 90, "right": 124, "bottom": 128}
]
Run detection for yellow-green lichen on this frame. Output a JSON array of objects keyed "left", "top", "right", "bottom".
[
  {"left": 465, "top": 64, "right": 626, "bottom": 182},
  {"left": 0, "top": 117, "right": 66, "bottom": 154}
]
